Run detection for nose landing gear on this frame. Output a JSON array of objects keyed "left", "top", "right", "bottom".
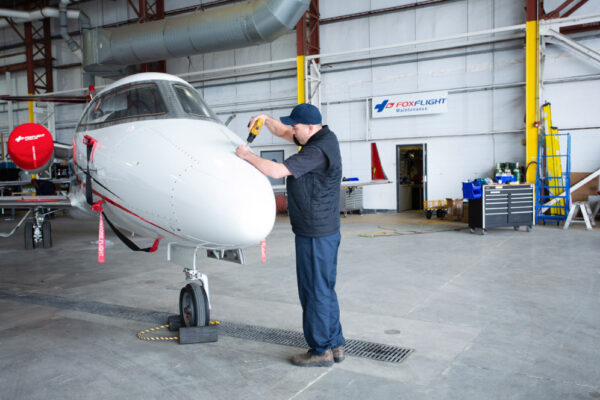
[
  {"left": 179, "top": 282, "right": 209, "bottom": 327},
  {"left": 180, "top": 264, "right": 211, "bottom": 327},
  {"left": 24, "top": 208, "right": 53, "bottom": 249},
  {"left": 166, "top": 243, "right": 245, "bottom": 343},
  {"left": 176, "top": 267, "right": 218, "bottom": 344}
]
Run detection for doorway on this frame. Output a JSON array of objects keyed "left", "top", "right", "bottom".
[{"left": 396, "top": 144, "right": 427, "bottom": 212}]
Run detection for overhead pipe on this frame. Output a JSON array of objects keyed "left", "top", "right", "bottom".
[
  {"left": 0, "top": 7, "right": 81, "bottom": 27},
  {"left": 0, "top": 6, "right": 90, "bottom": 62},
  {"left": 83, "top": 0, "right": 310, "bottom": 72},
  {"left": 59, "top": 0, "right": 91, "bottom": 62}
]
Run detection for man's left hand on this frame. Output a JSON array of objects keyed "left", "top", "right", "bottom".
[{"left": 236, "top": 145, "right": 252, "bottom": 160}]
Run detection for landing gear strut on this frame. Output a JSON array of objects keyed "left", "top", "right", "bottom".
[{"left": 24, "top": 208, "right": 52, "bottom": 249}]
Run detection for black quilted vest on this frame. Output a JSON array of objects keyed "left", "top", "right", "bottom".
[{"left": 286, "top": 126, "right": 342, "bottom": 237}]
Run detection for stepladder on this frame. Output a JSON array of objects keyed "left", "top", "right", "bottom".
[{"left": 563, "top": 201, "right": 595, "bottom": 230}]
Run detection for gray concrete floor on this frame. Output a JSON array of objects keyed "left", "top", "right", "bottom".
[{"left": 0, "top": 211, "right": 599, "bottom": 400}]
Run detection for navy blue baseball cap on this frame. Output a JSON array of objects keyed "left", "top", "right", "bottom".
[{"left": 280, "top": 103, "right": 322, "bottom": 126}]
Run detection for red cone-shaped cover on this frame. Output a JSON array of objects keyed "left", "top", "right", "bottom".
[
  {"left": 7, "top": 123, "right": 54, "bottom": 171},
  {"left": 371, "top": 142, "right": 388, "bottom": 180}
]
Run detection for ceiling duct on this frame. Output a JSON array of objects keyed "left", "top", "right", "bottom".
[
  {"left": 0, "top": 6, "right": 90, "bottom": 62},
  {"left": 83, "top": 0, "right": 310, "bottom": 73}
]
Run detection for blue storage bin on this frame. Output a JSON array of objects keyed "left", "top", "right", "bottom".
[
  {"left": 462, "top": 181, "right": 482, "bottom": 199},
  {"left": 495, "top": 175, "right": 515, "bottom": 184}
]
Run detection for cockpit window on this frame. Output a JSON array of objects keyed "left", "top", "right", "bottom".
[
  {"left": 79, "top": 83, "right": 166, "bottom": 127},
  {"left": 173, "top": 84, "right": 218, "bottom": 120}
]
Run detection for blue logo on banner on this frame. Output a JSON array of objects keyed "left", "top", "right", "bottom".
[{"left": 374, "top": 99, "right": 389, "bottom": 113}]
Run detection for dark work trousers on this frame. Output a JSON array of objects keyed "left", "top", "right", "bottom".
[{"left": 295, "top": 231, "right": 345, "bottom": 355}]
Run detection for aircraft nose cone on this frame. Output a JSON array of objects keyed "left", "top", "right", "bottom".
[
  {"left": 223, "top": 161, "right": 276, "bottom": 244},
  {"left": 171, "top": 151, "right": 275, "bottom": 247}
]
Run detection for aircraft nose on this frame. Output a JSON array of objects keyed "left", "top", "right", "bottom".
[
  {"left": 224, "top": 160, "right": 276, "bottom": 244},
  {"left": 171, "top": 150, "right": 276, "bottom": 247}
]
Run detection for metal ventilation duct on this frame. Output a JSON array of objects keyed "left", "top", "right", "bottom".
[{"left": 83, "top": 0, "right": 309, "bottom": 73}]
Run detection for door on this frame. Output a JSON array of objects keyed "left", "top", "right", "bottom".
[{"left": 396, "top": 144, "right": 427, "bottom": 212}]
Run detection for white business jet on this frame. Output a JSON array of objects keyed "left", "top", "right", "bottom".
[{"left": 0, "top": 72, "right": 276, "bottom": 327}]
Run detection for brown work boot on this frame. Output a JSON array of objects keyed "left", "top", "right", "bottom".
[
  {"left": 290, "top": 349, "right": 334, "bottom": 367},
  {"left": 332, "top": 346, "right": 345, "bottom": 363}
]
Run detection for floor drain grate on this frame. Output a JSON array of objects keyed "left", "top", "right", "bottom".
[
  {"left": 219, "top": 321, "right": 413, "bottom": 364},
  {"left": 0, "top": 289, "right": 414, "bottom": 363}
]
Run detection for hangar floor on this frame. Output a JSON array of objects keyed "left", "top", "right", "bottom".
[{"left": 1, "top": 211, "right": 599, "bottom": 399}]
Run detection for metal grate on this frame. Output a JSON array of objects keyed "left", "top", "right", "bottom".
[
  {"left": 1, "top": 289, "right": 413, "bottom": 363},
  {"left": 219, "top": 321, "right": 413, "bottom": 364},
  {"left": 344, "top": 340, "right": 413, "bottom": 363}
]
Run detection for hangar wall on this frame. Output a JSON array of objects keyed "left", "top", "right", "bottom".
[{"left": 1, "top": 0, "right": 599, "bottom": 211}]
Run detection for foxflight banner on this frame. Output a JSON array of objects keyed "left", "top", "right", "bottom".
[{"left": 371, "top": 91, "right": 448, "bottom": 118}]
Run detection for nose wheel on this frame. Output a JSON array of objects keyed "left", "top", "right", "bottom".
[{"left": 179, "top": 283, "right": 210, "bottom": 327}]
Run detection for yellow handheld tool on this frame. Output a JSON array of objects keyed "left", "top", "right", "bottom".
[{"left": 246, "top": 118, "right": 264, "bottom": 146}]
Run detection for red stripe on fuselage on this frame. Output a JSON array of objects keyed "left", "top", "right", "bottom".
[{"left": 90, "top": 188, "right": 183, "bottom": 239}]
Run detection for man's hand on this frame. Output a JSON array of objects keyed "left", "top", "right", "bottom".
[
  {"left": 247, "top": 113, "right": 294, "bottom": 143},
  {"left": 236, "top": 145, "right": 253, "bottom": 161},
  {"left": 248, "top": 114, "right": 270, "bottom": 133},
  {"left": 235, "top": 144, "right": 291, "bottom": 179}
]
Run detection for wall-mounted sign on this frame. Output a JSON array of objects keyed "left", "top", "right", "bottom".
[{"left": 372, "top": 91, "right": 448, "bottom": 118}]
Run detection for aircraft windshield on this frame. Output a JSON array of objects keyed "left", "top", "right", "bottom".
[
  {"left": 80, "top": 83, "right": 166, "bottom": 127},
  {"left": 173, "top": 84, "right": 218, "bottom": 120}
]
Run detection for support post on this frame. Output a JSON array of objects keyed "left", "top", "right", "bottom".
[
  {"left": 296, "top": 55, "right": 305, "bottom": 104},
  {"left": 295, "top": 0, "right": 319, "bottom": 105},
  {"left": 525, "top": 0, "right": 540, "bottom": 183},
  {"left": 5, "top": 72, "right": 14, "bottom": 132}
]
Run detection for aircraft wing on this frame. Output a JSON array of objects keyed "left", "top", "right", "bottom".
[
  {"left": 0, "top": 178, "right": 71, "bottom": 188},
  {"left": 0, "top": 195, "right": 72, "bottom": 208},
  {"left": 0, "top": 94, "right": 88, "bottom": 104},
  {"left": 340, "top": 179, "right": 392, "bottom": 188},
  {"left": 54, "top": 142, "right": 73, "bottom": 159},
  {"left": 271, "top": 179, "right": 392, "bottom": 194}
]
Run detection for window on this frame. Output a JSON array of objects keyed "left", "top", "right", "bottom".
[
  {"left": 79, "top": 83, "right": 166, "bottom": 128},
  {"left": 173, "top": 84, "right": 218, "bottom": 120}
]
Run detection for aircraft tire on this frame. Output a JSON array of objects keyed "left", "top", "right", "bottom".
[
  {"left": 42, "top": 221, "right": 52, "bottom": 249},
  {"left": 25, "top": 222, "right": 34, "bottom": 250},
  {"left": 179, "top": 283, "right": 209, "bottom": 328}
]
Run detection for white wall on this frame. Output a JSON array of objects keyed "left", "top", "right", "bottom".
[
  {"left": 1, "top": 0, "right": 599, "bottom": 209},
  {"left": 317, "top": 0, "right": 528, "bottom": 205}
]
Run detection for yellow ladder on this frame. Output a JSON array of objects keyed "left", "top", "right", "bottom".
[{"left": 541, "top": 103, "right": 564, "bottom": 216}]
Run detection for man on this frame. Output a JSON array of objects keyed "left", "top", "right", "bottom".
[{"left": 236, "top": 103, "right": 345, "bottom": 367}]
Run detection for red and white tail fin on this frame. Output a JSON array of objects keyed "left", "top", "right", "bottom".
[{"left": 371, "top": 143, "right": 388, "bottom": 181}]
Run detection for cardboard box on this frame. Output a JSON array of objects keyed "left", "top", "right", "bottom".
[
  {"left": 570, "top": 172, "right": 599, "bottom": 202},
  {"left": 445, "top": 198, "right": 464, "bottom": 221},
  {"left": 462, "top": 201, "right": 469, "bottom": 223},
  {"left": 445, "top": 198, "right": 454, "bottom": 220}
]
